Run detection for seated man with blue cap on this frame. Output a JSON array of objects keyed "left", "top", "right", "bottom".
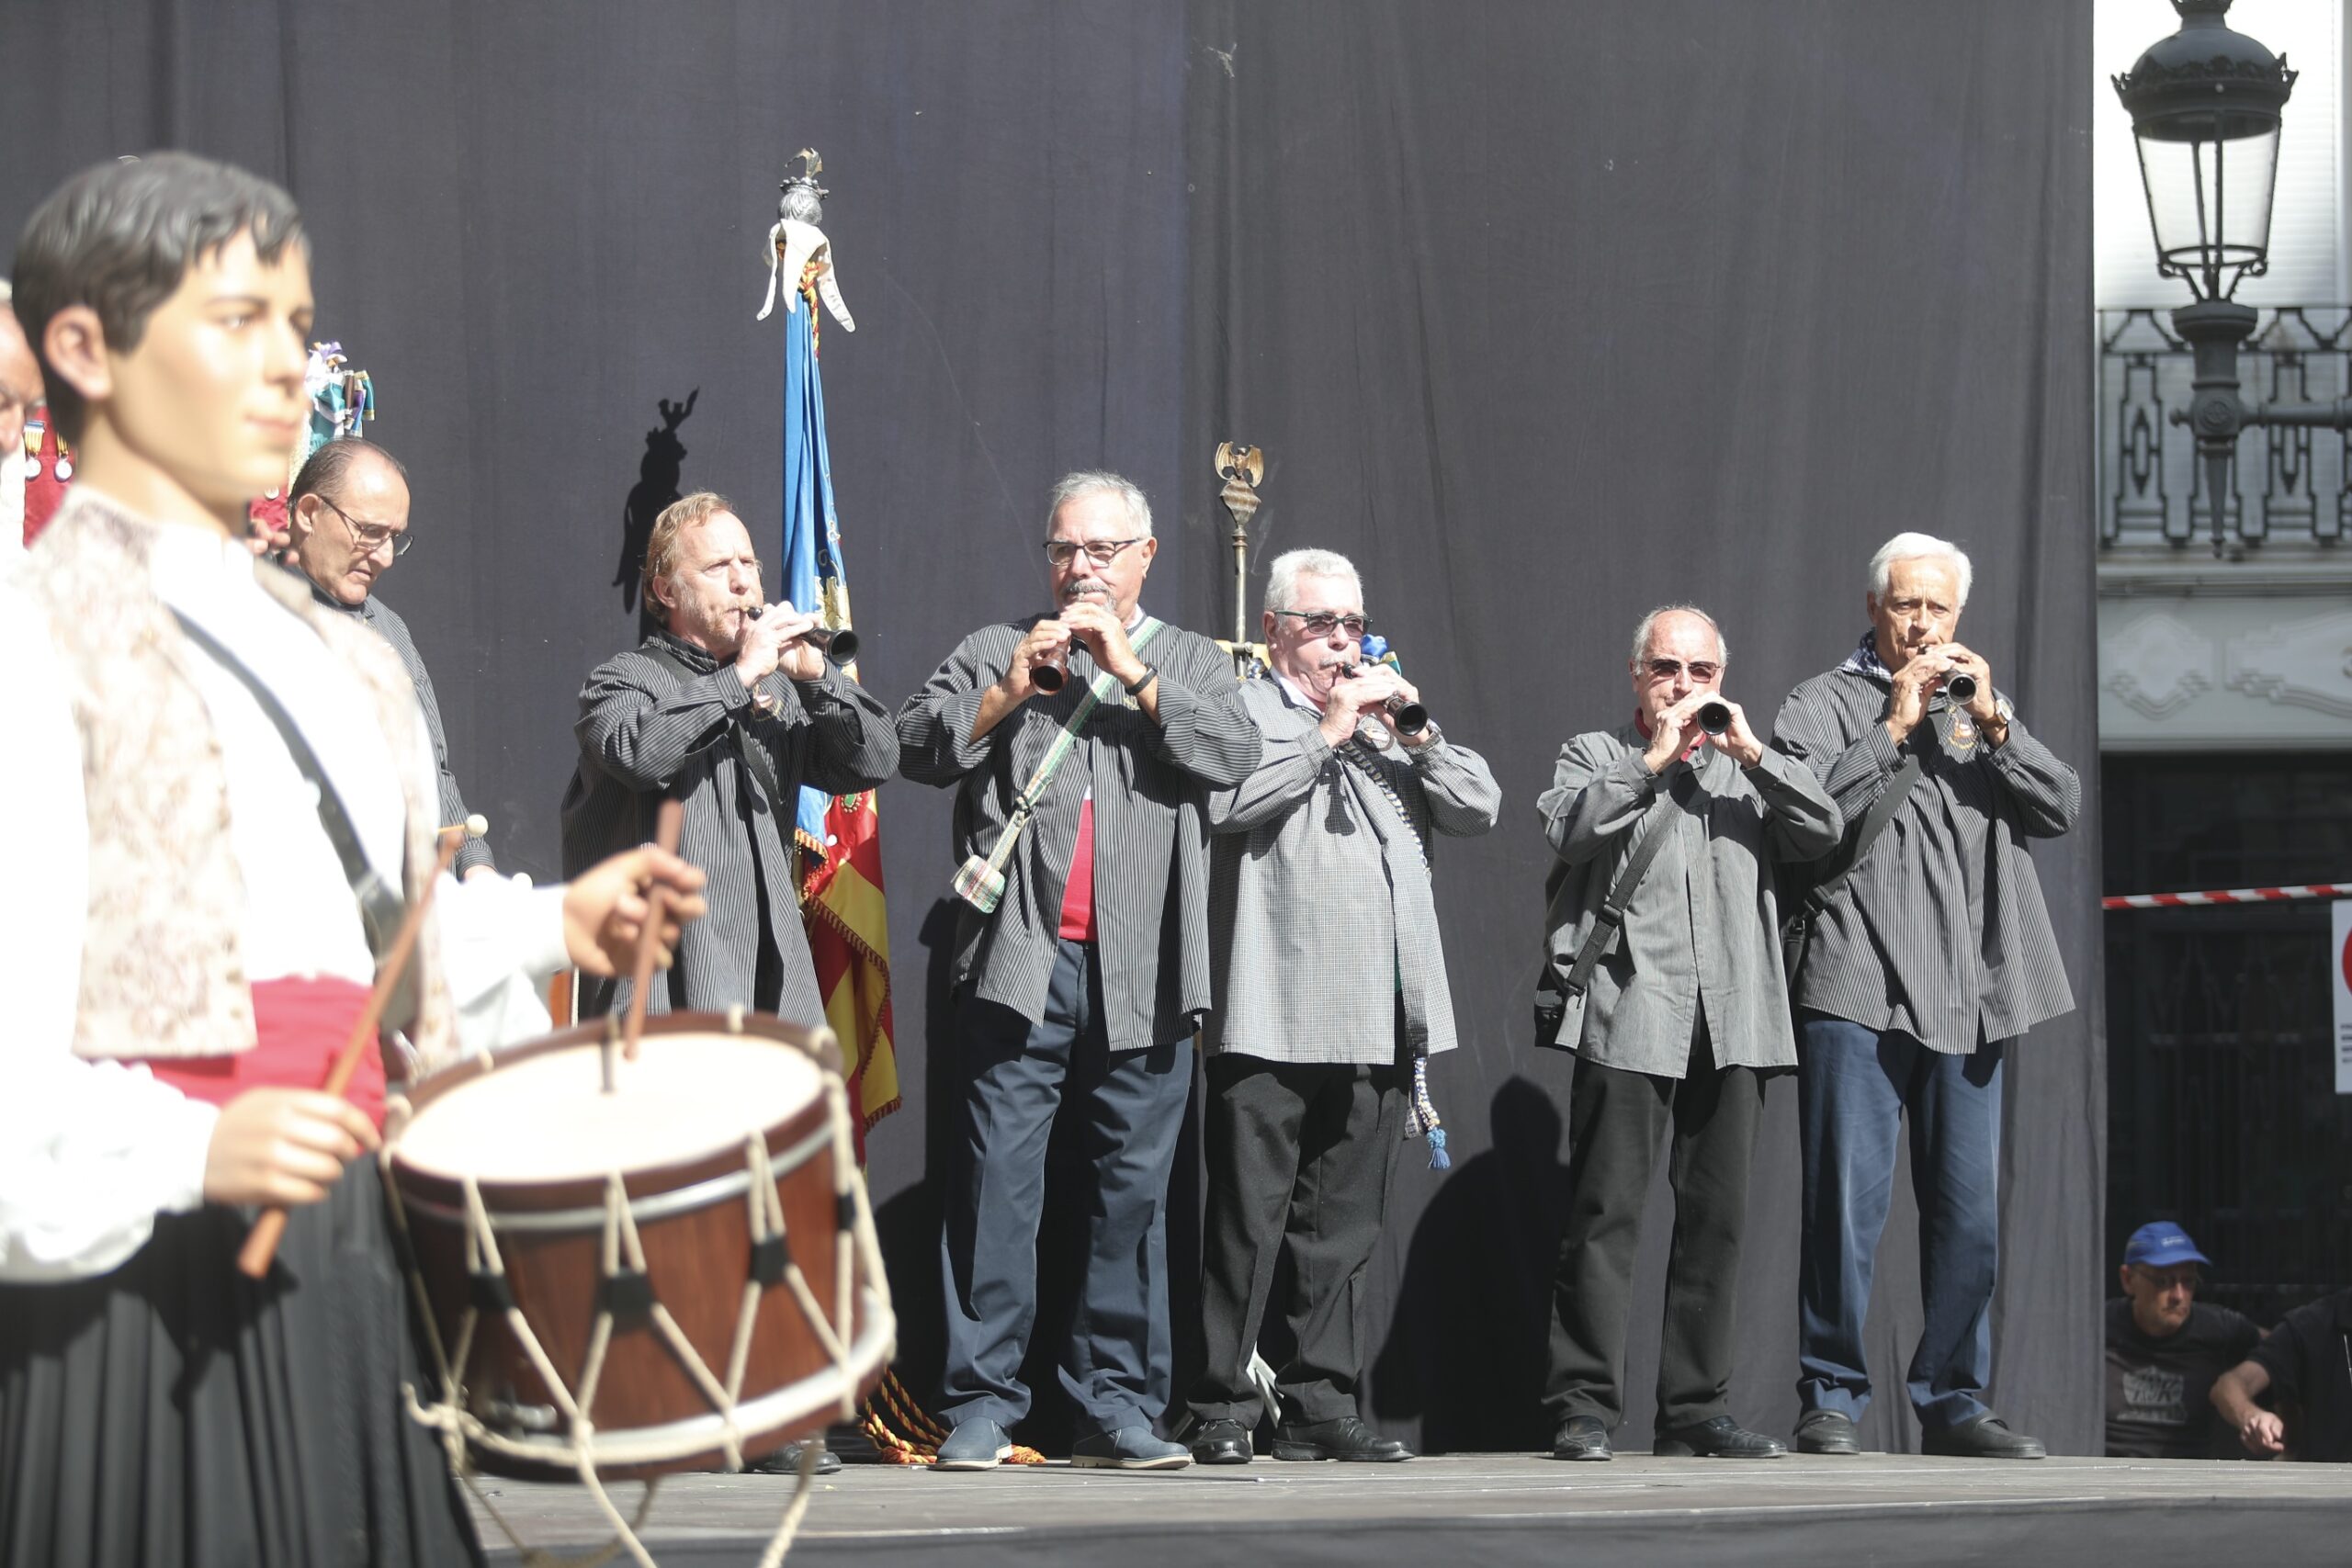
[{"left": 2106, "top": 1221, "right": 2262, "bottom": 1459}]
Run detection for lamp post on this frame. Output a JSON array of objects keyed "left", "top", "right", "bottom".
[{"left": 2111, "top": 0, "right": 2347, "bottom": 554}]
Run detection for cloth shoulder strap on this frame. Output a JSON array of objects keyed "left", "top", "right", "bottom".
[
  {"left": 1802, "top": 752, "right": 1922, "bottom": 914},
  {"left": 164, "top": 607, "right": 415, "bottom": 1026},
  {"left": 1556, "top": 776, "right": 1694, "bottom": 998},
  {"left": 639, "top": 642, "right": 787, "bottom": 809}
]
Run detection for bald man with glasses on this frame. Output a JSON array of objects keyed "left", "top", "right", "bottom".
[
  {"left": 1539, "top": 604, "right": 1838, "bottom": 1461},
  {"left": 281, "top": 437, "right": 496, "bottom": 878}
]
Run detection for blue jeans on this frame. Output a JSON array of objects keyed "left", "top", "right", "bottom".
[
  {"left": 1795, "top": 1012, "right": 2003, "bottom": 1432},
  {"left": 936, "top": 939, "right": 1193, "bottom": 1438}
]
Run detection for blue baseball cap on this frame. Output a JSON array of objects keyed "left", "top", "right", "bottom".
[{"left": 2124, "top": 1222, "right": 2211, "bottom": 1269}]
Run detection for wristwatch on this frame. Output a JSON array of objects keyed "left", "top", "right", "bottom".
[{"left": 1402, "top": 721, "right": 1443, "bottom": 750}]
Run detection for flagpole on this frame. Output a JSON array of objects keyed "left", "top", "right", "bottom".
[{"left": 763, "top": 151, "right": 902, "bottom": 1152}]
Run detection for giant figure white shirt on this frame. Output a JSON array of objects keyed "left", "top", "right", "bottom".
[{"left": 0, "top": 511, "right": 568, "bottom": 1279}]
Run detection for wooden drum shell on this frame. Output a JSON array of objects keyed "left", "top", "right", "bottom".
[{"left": 386, "top": 1012, "right": 884, "bottom": 1481}]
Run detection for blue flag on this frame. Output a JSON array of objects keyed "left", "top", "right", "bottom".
[{"left": 778, "top": 295, "right": 847, "bottom": 852}]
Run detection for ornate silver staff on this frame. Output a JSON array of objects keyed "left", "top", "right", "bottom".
[{"left": 1213, "top": 441, "right": 1267, "bottom": 678}]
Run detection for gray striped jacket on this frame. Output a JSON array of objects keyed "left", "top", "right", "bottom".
[
  {"left": 896, "top": 615, "right": 1259, "bottom": 1052},
  {"left": 299, "top": 575, "right": 495, "bottom": 876},
  {"left": 1771, "top": 665, "right": 2079, "bottom": 1055},
  {"left": 1540, "top": 725, "right": 1841, "bottom": 1076},
  {"left": 560, "top": 633, "right": 899, "bottom": 1025},
  {"left": 1206, "top": 678, "right": 1499, "bottom": 1065}
]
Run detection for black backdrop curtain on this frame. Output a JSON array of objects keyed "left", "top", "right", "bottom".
[{"left": 0, "top": 0, "right": 2100, "bottom": 1454}]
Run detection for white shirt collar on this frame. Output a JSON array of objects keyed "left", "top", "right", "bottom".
[
  {"left": 75, "top": 485, "right": 259, "bottom": 606},
  {"left": 144, "top": 515, "right": 259, "bottom": 588}
]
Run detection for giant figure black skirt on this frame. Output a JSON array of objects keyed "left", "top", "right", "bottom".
[{"left": 0, "top": 1159, "right": 482, "bottom": 1568}]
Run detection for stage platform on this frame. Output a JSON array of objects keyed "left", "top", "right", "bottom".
[{"left": 476, "top": 1450, "right": 2352, "bottom": 1567}]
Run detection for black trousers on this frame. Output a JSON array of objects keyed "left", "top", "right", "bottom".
[
  {"left": 0, "top": 1161, "right": 483, "bottom": 1568},
  {"left": 1187, "top": 1047, "right": 1408, "bottom": 1426},
  {"left": 1544, "top": 1015, "right": 1763, "bottom": 1432}
]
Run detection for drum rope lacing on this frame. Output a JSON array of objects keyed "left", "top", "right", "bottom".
[{"left": 392, "top": 1071, "right": 889, "bottom": 1568}]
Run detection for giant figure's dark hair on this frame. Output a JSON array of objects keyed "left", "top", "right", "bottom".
[{"left": 10, "top": 152, "right": 306, "bottom": 442}]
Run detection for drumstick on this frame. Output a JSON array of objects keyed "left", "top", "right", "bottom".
[
  {"left": 238, "top": 827, "right": 466, "bottom": 1280},
  {"left": 620, "top": 798, "right": 686, "bottom": 1064},
  {"left": 440, "top": 813, "right": 490, "bottom": 840}
]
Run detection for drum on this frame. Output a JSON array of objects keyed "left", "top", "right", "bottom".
[{"left": 385, "top": 1010, "right": 894, "bottom": 1481}]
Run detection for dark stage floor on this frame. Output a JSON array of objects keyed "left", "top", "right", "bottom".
[{"left": 475, "top": 1450, "right": 2352, "bottom": 1567}]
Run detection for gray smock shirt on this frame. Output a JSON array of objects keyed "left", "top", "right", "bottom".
[
  {"left": 896, "top": 614, "right": 1259, "bottom": 1053},
  {"left": 1771, "top": 646, "right": 2081, "bottom": 1055},
  {"left": 1540, "top": 724, "right": 1841, "bottom": 1076},
  {"left": 1205, "top": 677, "right": 1500, "bottom": 1065},
  {"left": 561, "top": 632, "right": 900, "bottom": 1024}
]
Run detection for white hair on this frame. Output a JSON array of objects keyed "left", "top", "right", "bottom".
[
  {"left": 1263, "top": 547, "right": 1363, "bottom": 615},
  {"left": 1629, "top": 604, "right": 1727, "bottom": 667},
  {"left": 1046, "top": 470, "right": 1152, "bottom": 537},
  {"left": 1869, "top": 532, "right": 1972, "bottom": 606}
]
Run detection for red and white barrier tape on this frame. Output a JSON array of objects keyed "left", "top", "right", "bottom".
[{"left": 2102, "top": 883, "right": 2352, "bottom": 911}]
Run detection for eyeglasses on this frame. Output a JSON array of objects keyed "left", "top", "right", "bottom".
[
  {"left": 2130, "top": 1264, "right": 2200, "bottom": 1292},
  {"left": 1645, "top": 659, "right": 1720, "bottom": 683},
  {"left": 1044, "top": 537, "right": 1145, "bottom": 568},
  {"left": 1272, "top": 610, "right": 1372, "bottom": 638},
  {"left": 315, "top": 493, "right": 413, "bottom": 558}
]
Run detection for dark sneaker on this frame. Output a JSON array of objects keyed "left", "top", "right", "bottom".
[
  {"left": 1922, "top": 1413, "right": 2046, "bottom": 1460},
  {"left": 1189, "top": 1417, "right": 1253, "bottom": 1465},
  {"left": 1071, "top": 1426, "right": 1192, "bottom": 1470},
  {"left": 1271, "top": 1415, "right": 1413, "bottom": 1462},
  {"left": 1653, "top": 1416, "right": 1786, "bottom": 1459},
  {"left": 1550, "top": 1414, "right": 1613, "bottom": 1461},
  {"left": 750, "top": 1439, "right": 842, "bottom": 1476},
  {"left": 933, "top": 1417, "right": 1013, "bottom": 1472}
]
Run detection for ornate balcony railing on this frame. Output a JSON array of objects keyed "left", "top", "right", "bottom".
[{"left": 2101, "top": 306, "right": 2352, "bottom": 553}]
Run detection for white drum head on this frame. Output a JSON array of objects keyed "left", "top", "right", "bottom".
[{"left": 395, "top": 1032, "right": 826, "bottom": 1183}]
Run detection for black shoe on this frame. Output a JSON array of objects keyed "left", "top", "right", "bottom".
[
  {"left": 1190, "top": 1417, "right": 1253, "bottom": 1465},
  {"left": 1922, "top": 1413, "right": 2046, "bottom": 1460},
  {"left": 1792, "top": 1409, "right": 1860, "bottom": 1455},
  {"left": 1653, "top": 1416, "right": 1786, "bottom": 1459},
  {"left": 1550, "top": 1415, "right": 1613, "bottom": 1461},
  {"left": 751, "top": 1439, "right": 842, "bottom": 1476},
  {"left": 1272, "top": 1416, "right": 1414, "bottom": 1462}
]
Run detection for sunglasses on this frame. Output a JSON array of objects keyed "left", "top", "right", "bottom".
[{"left": 1272, "top": 610, "right": 1373, "bottom": 637}]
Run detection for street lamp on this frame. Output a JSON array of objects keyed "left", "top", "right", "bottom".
[{"left": 2112, "top": 0, "right": 2343, "bottom": 554}]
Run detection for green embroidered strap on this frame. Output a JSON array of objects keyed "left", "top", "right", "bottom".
[{"left": 951, "top": 618, "right": 1165, "bottom": 912}]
